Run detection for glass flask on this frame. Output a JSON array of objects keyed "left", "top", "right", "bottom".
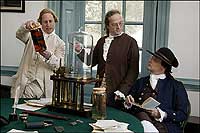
[
  {"left": 92, "top": 87, "right": 107, "bottom": 120},
  {"left": 67, "top": 28, "right": 94, "bottom": 79}
]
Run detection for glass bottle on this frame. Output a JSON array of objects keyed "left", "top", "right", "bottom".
[
  {"left": 30, "top": 23, "right": 46, "bottom": 52},
  {"left": 91, "top": 87, "right": 106, "bottom": 120}
]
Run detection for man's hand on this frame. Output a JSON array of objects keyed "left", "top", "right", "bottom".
[
  {"left": 114, "top": 90, "right": 125, "bottom": 101},
  {"left": 146, "top": 109, "right": 161, "bottom": 119},
  {"left": 74, "top": 42, "right": 83, "bottom": 54},
  {"left": 25, "top": 20, "right": 40, "bottom": 30},
  {"left": 125, "top": 95, "right": 135, "bottom": 106},
  {"left": 114, "top": 95, "right": 121, "bottom": 101},
  {"left": 39, "top": 50, "right": 52, "bottom": 60}
]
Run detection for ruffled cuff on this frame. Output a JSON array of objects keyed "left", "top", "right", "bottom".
[{"left": 155, "top": 107, "right": 167, "bottom": 122}]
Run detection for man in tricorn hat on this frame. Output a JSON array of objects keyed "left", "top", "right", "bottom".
[{"left": 122, "top": 47, "right": 190, "bottom": 132}]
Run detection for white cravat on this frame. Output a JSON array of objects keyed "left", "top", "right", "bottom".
[
  {"left": 103, "top": 32, "right": 124, "bottom": 61},
  {"left": 150, "top": 73, "right": 167, "bottom": 122},
  {"left": 42, "top": 29, "right": 55, "bottom": 40},
  {"left": 150, "top": 74, "right": 166, "bottom": 89},
  {"left": 103, "top": 36, "right": 114, "bottom": 61}
]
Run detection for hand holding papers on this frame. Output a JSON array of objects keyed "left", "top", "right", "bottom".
[
  {"left": 124, "top": 95, "right": 160, "bottom": 110},
  {"left": 114, "top": 90, "right": 125, "bottom": 100},
  {"left": 132, "top": 97, "right": 160, "bottom": 110}
]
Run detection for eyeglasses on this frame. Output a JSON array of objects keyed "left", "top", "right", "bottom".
[{"left": 110, "top": 21, "right": 124, "bottom": 28}]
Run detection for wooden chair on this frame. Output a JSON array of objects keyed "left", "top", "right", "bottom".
[{"left": 181, "top": 101, "right": 191, "bottom": 132}]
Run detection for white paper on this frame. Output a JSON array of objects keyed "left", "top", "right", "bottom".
[
  {"left": 141, "top": 120, "right": 159, "bottom": 133},
  {"left": 93, "top": 120, "right": 121, "bottom": 130},
  {"left": 90, "top": 119, "right": 133, "bottom": 132},
  {"left": 7, "top": 129, "right": 38, "bottom": 133},
  {"left": 24, "top": 98, "right": 52, "bottom": 107},
  {"left": 16, "top": 103, "right": 42, "bottom": 111},
  {"left": 114, "top": 90, "right": 125, "bottom": 100}
]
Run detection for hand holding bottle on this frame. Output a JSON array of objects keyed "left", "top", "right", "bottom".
[{"left": 25, "top": 20, "right": 40, "bottom": 31}]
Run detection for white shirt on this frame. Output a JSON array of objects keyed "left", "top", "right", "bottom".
[
  {"left": 150, "top": 73, "right": 166, "bottom": 89},
  {"left": 149, "top": 73, "right": 167, "bottom": 122},
  {"left": 43, "top": 29, "right": 56, "bottom": 40}
]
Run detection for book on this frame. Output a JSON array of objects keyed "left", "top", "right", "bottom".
[
  {"left": 133, "top": 97, "right": 160, "bottom": 110},
  {"left": 30, "top": 28, "right": 46, "bottom": 52}
]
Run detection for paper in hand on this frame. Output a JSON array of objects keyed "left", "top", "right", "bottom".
[
  {"left": 133, "top": 97, "right": 160, "bottom": 110},
  {"left": 114, "top": 90, "right": 125, "bottom": 100}
]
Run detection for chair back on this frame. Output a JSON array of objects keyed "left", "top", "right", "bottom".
[{"left": 180, "top": 101, "right": 191, "bottom": 130}]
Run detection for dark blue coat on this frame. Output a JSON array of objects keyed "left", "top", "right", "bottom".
[{"left": 129, "top": 75, "right": 190, "bottom": 133}]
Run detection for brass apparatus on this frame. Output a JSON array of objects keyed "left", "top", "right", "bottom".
[
  {"left": 48, "top": 66, "right": 97, "bottom": 117},
  {"left": 47, "top": 29, "right": 96, "bottom": 117}
]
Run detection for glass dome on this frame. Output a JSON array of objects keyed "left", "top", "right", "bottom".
[{"left": 66, "top": 28, "right": 94, "bottom": 79}]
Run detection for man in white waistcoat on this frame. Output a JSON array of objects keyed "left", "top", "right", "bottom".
[{"left": 11, "top": 8, "right": 65, "bottom": 98}]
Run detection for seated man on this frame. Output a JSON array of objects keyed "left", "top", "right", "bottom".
[{"left": 119, "top": 47, "right": 190, "bottom": 132}]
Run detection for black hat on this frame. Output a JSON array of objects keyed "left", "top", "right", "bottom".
[{"left": 146, "top": 47, "right": 179, "bottom": 68}]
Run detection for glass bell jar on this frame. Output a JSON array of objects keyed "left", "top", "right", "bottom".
[{"left": 67, "top": 28, "right": 94, "bottom": 79}]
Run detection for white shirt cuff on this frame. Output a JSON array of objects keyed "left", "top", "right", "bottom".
[
  {"left": 141, "top": 120, "right": 159, "bottom": 133},
  {"left": 123, "top": 102, "right": 132, "bottom": 109},
  {"left": 155, "top": 107, "right": 167, "bottom": 122},
  {"left": 45, "top": 54, "right": 60, "bottom": 69},
  {"left": 114, "top": 90, "right": 125, "bottom": 100}
]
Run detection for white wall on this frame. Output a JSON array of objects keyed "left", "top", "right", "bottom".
[
  {"left": 168, "top": 1, "right": 199, "bottom": 80},
  {"left": 168, "top": 1, "right": 199, "bottom": 117},
  {"left": 187, "top": 91, "right": 200, "bottom": 116},
  {"left": 1, "top": 1, "right": 47, "bottom": 66}
]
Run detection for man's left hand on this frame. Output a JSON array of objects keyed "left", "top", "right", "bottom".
[
  {"left": 146, "top": 109, "right": 161, "bottom": 119},
  {"left": 39, "top": 50, "right": 52, "bottom": 60}
]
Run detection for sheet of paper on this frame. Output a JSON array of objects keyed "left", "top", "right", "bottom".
[
  {"left": 24, "top": 98, "right": 52, "bottom": 107},
  {"left": 114, "top": 90, "right": 125, "bottom": 100},
  {"left": 90, "top": 119, "right": 133, "bottom": 132},
  {"left": 7, "top": 129, "right": 38, "bottom": 133},
  {"left": 16, "top": 103, "right": 42, "bottom": 111},
  {"left": 93, "top": 120, "right": 121, "bottom": 130}
]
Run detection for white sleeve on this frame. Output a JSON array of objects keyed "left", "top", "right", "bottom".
[
  {"left": 45, "top": 40, "right": 65, "bottom": 70},
  {"left": 114, "top": 90, "right": 125, "bottom": 100},
  {"left": 155, "top": 107, "right": 167, "bottom": 122},
  {"left": 16, "top": 23, "right": 30, "bottom": 44},
  {"left": 141, "top": 120, "right": 159, "bottom": 133},
  {"left": 45, "top": 53, "right": 60, "bottom": 69}
]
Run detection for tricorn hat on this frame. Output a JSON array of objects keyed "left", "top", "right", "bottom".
[{"left": 146, "top": 47, "right": 179, "bottom": 68}]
